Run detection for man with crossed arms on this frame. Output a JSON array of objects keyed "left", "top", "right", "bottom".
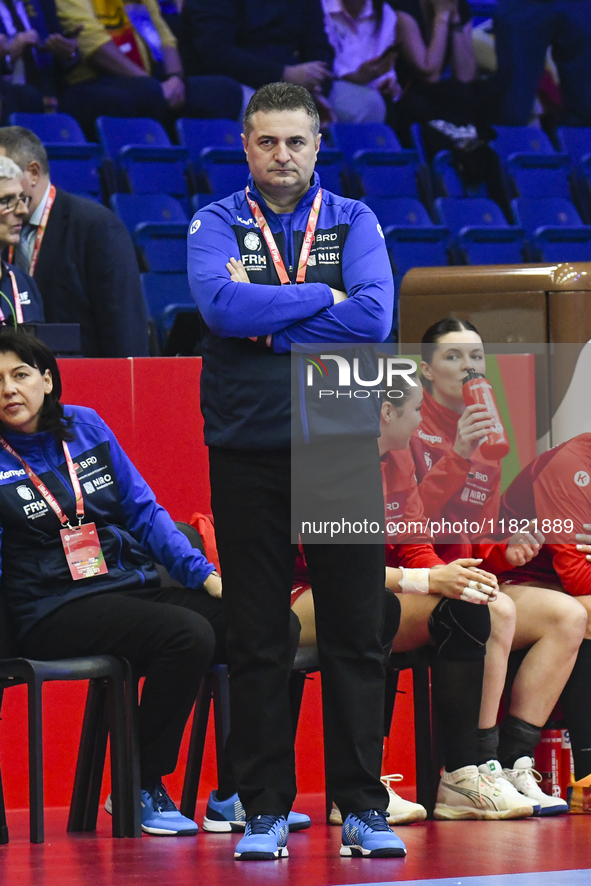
[{"left": 188, "top": 81, "right": 403, "bottom": 861}]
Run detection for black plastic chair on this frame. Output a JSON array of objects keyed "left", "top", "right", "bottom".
[
  {"left": 384, "top": 648, "right": 438, "bottom": 817},
  {"left": 0, "top": 648, "right": 130, "bottom": 843}
]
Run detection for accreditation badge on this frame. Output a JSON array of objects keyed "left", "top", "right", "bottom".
[{"left": 60, "top": 523, "right": 108, "bottom": 580}]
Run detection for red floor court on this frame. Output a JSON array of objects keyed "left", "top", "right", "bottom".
[{"left": 1, "top": 794, "right": 591, "bottom": 886}]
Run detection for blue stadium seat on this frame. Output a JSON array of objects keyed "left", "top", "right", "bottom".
[
  {"left": 175, "top": 118, "right": 243, "bottom": 170},
  {"left": 507, "top": 155, "right": 572, "bottom": 199},
  {"left": 490, "top": 125, "right": 572, "bottom": 200},
  {"left": 199, "top": 148, "right": 248, "bottom": 197},
  {"left": 49, "top": 153, "right": 103, "bottom": 199},
  {"left": 356, "top": 157, "right": 422, "bottom": 199},
  {"left": 556, "top": 127, "right": 591, "bottom": 166},
  {"left": 315, "top": 148, "right": 346, "bottom": 195},
  {"left": 140, "top": 272, "right": 196, "bottom": 350},
  {"left": 435, "top": 197, "right": 525, "bottom": 264},
  {"left": 557, "top": 127, "right": 591, "bottom": 221},
  {"left": 384, "top": 225, "right": 450, "bottom": 278},
  {"left": 491, "top": 125, "right": 556, "bottom": 162},
  {"left": 9, "top": 112, "right": 87, "bottom": 144},
  {"left": 329, "top": 122, "right": 403, "bottom": 160},
  {"left": 134, "top": 225, "right": 188, "bottom": 272},
  {"left": 330, "top": 123, "right": 421, "bottom": 199},
  {"left": 431, "top": 150, "right": 488, "bottom": 198},
  {"left": 363, "top": 196, "right": 434, "bottom": 228},
  {"left": 511, "top": 197, "right": 591, "bottom": 262},
  {"left": 96, "top": 117, "right": 189, "bottom": 198},
  {"left": 191, "top": 194, "right": 216, "bottom": 212},
  {"left": 10, "top": 112, "right": 104, "bottom": 198},
  {"left": 96, "top": 116, "right": 173, "bottom": 158},
  {"left": 110, "top": 194, "right": 188, "bottom": 234}
]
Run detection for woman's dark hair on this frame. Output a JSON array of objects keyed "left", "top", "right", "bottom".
[
  {"left": 383, "top": 370, "right": 419, "bottom": 411},
  {"left": 0, "top": 329, "right": 73, "bottom": 440},
  {"left": 421, "top": 317, "right": 481, "bottom": 365}
]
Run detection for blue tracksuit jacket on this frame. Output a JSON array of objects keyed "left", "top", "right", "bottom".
[
  {"left": 187, "top": 172, "right": 394, "bottom": 449},
  {"left": 0, "top": 405, "right": 215, "bottom": 637}
]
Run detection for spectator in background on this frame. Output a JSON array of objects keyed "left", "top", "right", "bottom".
[
  {"left": 179, "top": 0, "right": 335, "bottom": 121},
  {"left": 55, "top": 0, "right": 242, "bottom": 136},
  {"left": 0, "top": 0, "right": 80, "bottom": 123},
  {"left": 0, "top": 126, "right": 150, "bottom": 357},
  {"left": 0, "top": 156, "right": 44, "bottom": 326},
  {"left": 390, "top": 0, "right": 494, "bottom": 144},
  {"left": 322, "top": 0, "right": 401, "bottom": 123},
  {"left": 493, "top": 0, "right": 591, "bottom": 126}
]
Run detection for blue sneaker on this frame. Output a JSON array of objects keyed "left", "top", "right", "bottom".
[
  {"left": 234, "top": 814, "right": 289, "bottom": 860},
  {"left": 203, "top": 791, "right": 311, "bottom": 833},
  {"left": 340, "top": 809, "right": 407, "bottom": 858},
  {"left": 140, "top": 783, "right": 199, "bottom": 836}
]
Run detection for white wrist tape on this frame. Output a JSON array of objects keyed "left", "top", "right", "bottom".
[{"left": 399, "top": 567, "right": 430, "bottom": 594}]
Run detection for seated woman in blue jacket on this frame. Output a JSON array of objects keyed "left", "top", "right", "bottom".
[{"left": 0, "top": 328, "right": 224, "bottom": 837}]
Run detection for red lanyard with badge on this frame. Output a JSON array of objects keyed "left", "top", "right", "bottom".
[
  {"left": 0, "top": 435, "right": 108, "bottom": 580},
  {"left": 0, "top": 270, "right": 24, "bottom": 326},
  {"left": 245, "top": 186, "right": 322, "bottom": 284},
  {"left": 8, "top": 184, "right": 56, "bottom": 278}
]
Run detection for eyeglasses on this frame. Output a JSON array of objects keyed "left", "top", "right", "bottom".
[{"left": 0, "top": 194, "right": 32, "bottom": 214}]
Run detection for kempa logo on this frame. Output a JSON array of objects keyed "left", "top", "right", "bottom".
[
  {"left": 189, "top": 219, "right": 201, "bottom": 234},
  {"left": 575, "top": 470, "right": 590, "bottom": 487},
  {"left": 0, "top": 468, "right": 26, "bottom": 480},
  {"left": 305, "top": 355, "right": 418, "bottom": 399}
]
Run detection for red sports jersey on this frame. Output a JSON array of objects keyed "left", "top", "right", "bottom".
[
  {"left": 381, "top": 447, "right": 443, "bottom": 569},
  {"left": 412, "top": 388, "right": 502, "bottom": 532},
  {"left": 500, "top": 433, "right": 591, "bottom": 596}
]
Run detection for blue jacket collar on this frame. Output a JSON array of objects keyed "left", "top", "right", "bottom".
[{"left": 246, "top": 171, "right": 321, "bottom": 218}]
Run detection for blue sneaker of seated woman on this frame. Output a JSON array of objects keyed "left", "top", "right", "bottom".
[
  {"left": 203, "top": 790, "right": 311, "bottom": 832},
  {"left": 105, "top": 783, "right": 198, "bottom": 836}
]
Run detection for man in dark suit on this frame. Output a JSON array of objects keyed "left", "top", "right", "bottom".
[{"left": 0, "top": 126, "right": 149, "bottom": 357}]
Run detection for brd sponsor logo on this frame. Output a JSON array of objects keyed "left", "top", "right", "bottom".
[{"left": 79, "top": 456, "right": 98, "bottom": 470}]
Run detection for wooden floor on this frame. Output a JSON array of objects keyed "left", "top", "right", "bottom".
[{"left": 2, "top": 794, "right": 591, "bottom": 886}]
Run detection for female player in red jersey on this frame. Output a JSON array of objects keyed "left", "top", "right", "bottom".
[
  {"left": 500, "top": 434, "right": 591, "bottom": 806},
  {"left": 295, "top": 374, "right": 535, "bottom": 823},
  {"left": 410, "top": 317, "right": 586, "bottom": 813}
]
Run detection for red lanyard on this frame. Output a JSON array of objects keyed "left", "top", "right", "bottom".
[
  {"left": 245, "top": 186, "right": 322, "bottom": 284},
  {"left": 8, "top": 184, "right": 56, "bottom": 277},
  {"left": 0, "top": 269, "right": 24, "bottom": 326},
  {"left": 0, "top": 436, "right": 84, "bottom": 529}
]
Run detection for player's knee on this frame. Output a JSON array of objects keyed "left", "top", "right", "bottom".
[
  {"left": 428, "top": 597, "right": 491, "bottom": 660},
  {"left": 489, "top": 591, "right": 516, "bottom": 646},
  {"left": 557, "top": 596, "right": 588, "bottom": 647}
]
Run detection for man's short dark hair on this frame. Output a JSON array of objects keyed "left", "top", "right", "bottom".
[
  {"left": 243, "top": 83, "right": 320, "bottom": 140},
  {"left": 0, "top": 127, "right": 50, "bottom": 176}
]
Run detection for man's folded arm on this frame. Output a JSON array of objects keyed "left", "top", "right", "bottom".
[
  {"left": 271, "top": 206, "right": 394, "bottom": 351},
  {"left": 187, "top": 208, "right": 334, "bottom": 337}
]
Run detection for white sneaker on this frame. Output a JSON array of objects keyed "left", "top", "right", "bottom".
[
  {"left": 328, "top": 774, "right": 426, "bottom": 826},
  {"left": 502, "top": 756, "right": 569, "bottom": 816},
  {"left": 478, "top": 760, "right": 539, "bottom": 815},
  {"left": 382, "top": 773, "right": 427, "bottom": 824},
  {"left": 434, "top": 764, "right": 534, "bottom": 820}
]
